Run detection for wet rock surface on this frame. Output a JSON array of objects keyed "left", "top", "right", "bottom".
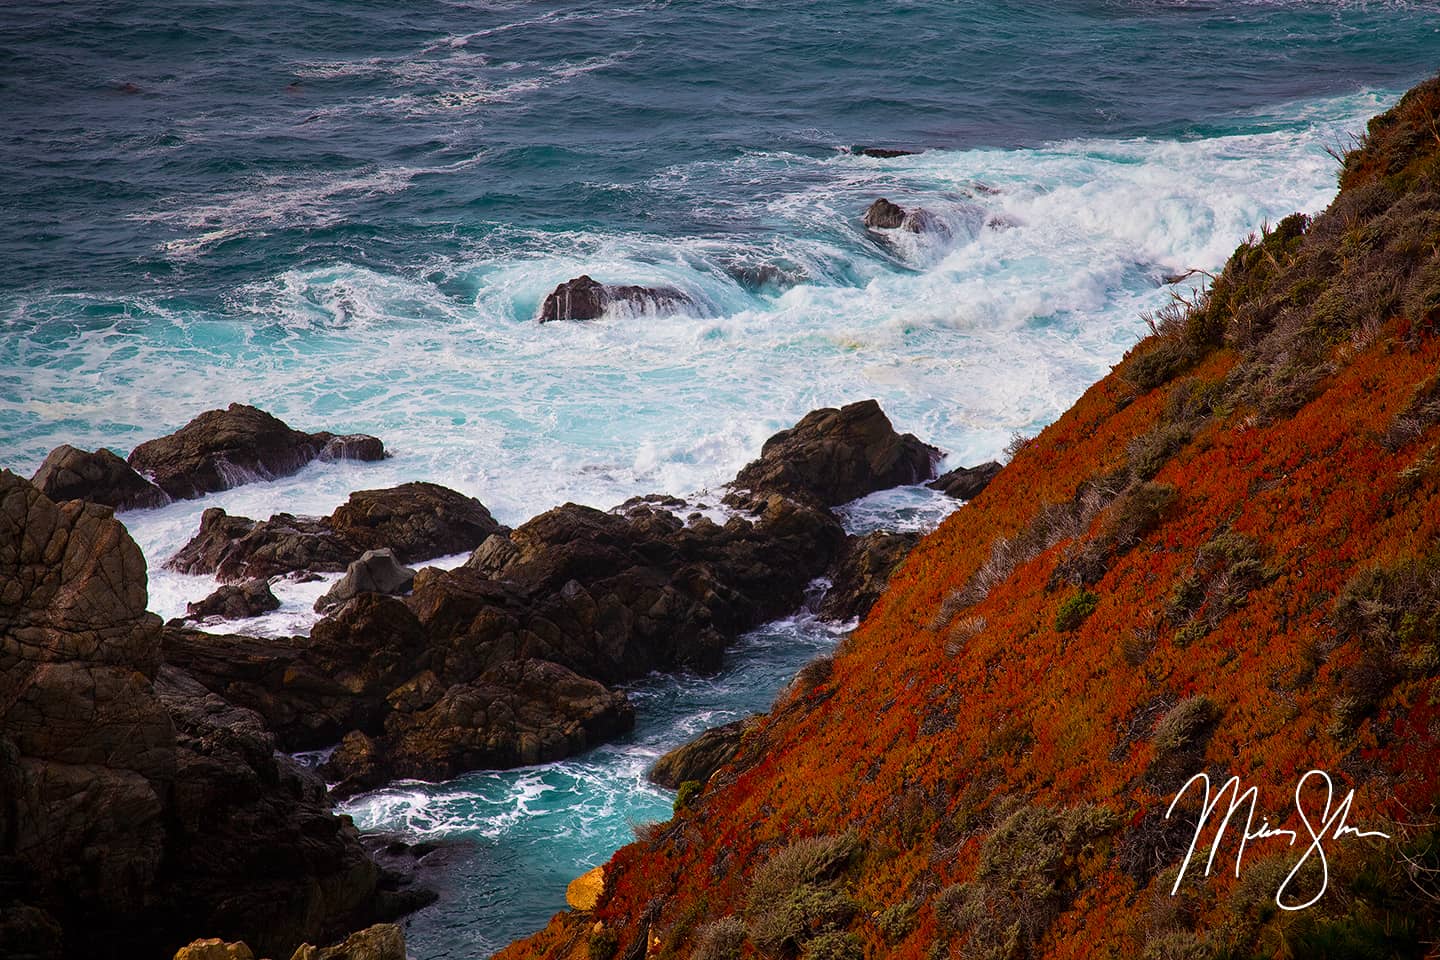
[
  {"left": 184, "top": 578, "right": 281, "bottom": 622},
  {"left": 927, "top": 460, "right": 1003, "bottom": 500},
  {"left": 29, "top": 444, "right": 169, "bottom": 510},
  {"left": 818, "top": 530, "right": 923, "bottom": 622},
  {"left": 537, "top": 275, "right": 692, "bottom": 322},
  {"left": 126, "top": 403, "right": 385, "bottom": 501}
]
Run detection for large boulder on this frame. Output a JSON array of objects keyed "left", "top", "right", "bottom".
[
  {"left": 648, "top": 718, "right": 750, "bottom": 789},
  {"left": 727, "top": 399, "right": 939, "bottom": 507},
  {"left": 927, "top": 460, "right": 1003, "bottom": 500},
  {"left": 0, "top": 471, "right": 411, "bottom": 958},
  {"left": 184, "top": 578, "right": 281, "bottom": 622},
  {"left": 538, "top": 275, "right": 691, "bottom": 323},
  {"left": 167, "top": 482, "right": 501, "bottom": 582},
  {"left": 314, "top": 549, "right": 416, "bottom": 613},
  {"left": 29, "top": 444, "right": 169, "bottom": 510},
  {"left": 817, "top": 531, "right": 921, "bottom": 621},
  {"left": 127, "top": 403, "right": 385, "bottom": 500},
  {"left": 322, "top": 659, "right": 634, "bottom": 797}
]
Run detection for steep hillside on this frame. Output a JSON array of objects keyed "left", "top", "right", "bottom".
[{"left": 497, "top": 77, "right": 1440, "bottom": 960}]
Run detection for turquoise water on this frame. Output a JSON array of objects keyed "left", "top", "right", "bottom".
[{"left": 4, "top": 2, "right": 1440, "bottom": 957}]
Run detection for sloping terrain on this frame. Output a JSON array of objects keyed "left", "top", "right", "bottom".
[{"left": 497, "top": 76, "right": 1440, "bottom": 960}]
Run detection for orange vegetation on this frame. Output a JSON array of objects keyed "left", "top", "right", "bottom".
[{"left": 498, "top": 77, "right": 1440, "bottom": 960}]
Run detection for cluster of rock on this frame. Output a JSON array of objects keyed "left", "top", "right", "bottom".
[
  {"left": 160, "top": 399, "right": 946, "bottom": 797},
  {"left": 27, "top": 403, "right": 386, "bottom": 511},
  {"left": 0, "top": 473, "right": 429, "bottom": 960},
  {"left": 3, "top": 396, "right": 1004, "bottom": 956},
  {"left": 173, "top": 923, "right": 405, "bottom": 960}
]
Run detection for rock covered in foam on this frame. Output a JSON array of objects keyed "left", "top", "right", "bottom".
[
  {"left": 126, "top": 403, "right": 386, "bottom": 500},
  {"left": 537, "top": 274, "right": 692, "bottom": 322}
]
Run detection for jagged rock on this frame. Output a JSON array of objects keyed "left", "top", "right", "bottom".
[
  {"left": 323, "top": 659, "right": 634, "bottom": 797},
  {"left": 314, "top": 549, "right": 416, "bottom": 613},
  {"left": 126, "top": 403, "right": 385, "bottom": 500},
  {"left": 173, "top": 940, "right": 254, "bottom": 960},
  {"left": 818, "top": 531, "right": 921, "bottom": 621},
  {"left": 863, "top": 198, "right": 908, "bottom": 229},
  {"left": 648, "top": 719, "right": 750, "bottom": 789},
  {"left": 29, "top": 444, "right": 169, "bottom": 510},
  {"left": 538, "top": 275, "right": 691, "bottom": 323},
  {"left": 185, "top": 578, "right": 281, "bottom": 622},
  {"left": 464, "top": 533, "right": 521, "bottom": 579},
  {"left": 927, "top": 460, "right": 1003, "bottom": 500},
  {"left": 862, "top": 197, "right": 948, "bottom": 235},
  {"left": 0, "top": 471, "right": 411, "bottom": 958},
  {"left": 167, "top": 482, "right": 501, "bottom": 582},
  {"left": 163, "top": 594, "right": 429, "bottom": 751},
  {"left": 727, "top": 399, "right": 939, "bottom": 508},
  {"left": 172, "top": 923, "right": 406, "bottom": 960},
  {"left": 288, "top": 923, "right": 406, "bottom": 960}
]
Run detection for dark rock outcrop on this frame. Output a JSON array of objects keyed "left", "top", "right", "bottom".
[
  {"left": 314, "top": 549, "right": 416, "bottom": 614},
  {"left": 818, "top": 531, "right": 922, "bottom": 621},
  {"left": 184, "top": 578, "right": 281, "bottom": 622},
  {"left": 853, "top": 146, "right": 916, "bottom": 159},
  {"left": 538, "top": 275, "right": 691, "bottom": 323},
  {"left": 648, "top": 718, "right": 751, "bottom": 789},
  {"left": 127, "top": 404, "right": 385, "bottom": 501},
  {"left": 322, "top": 659, "right": 634, "bottom": 797},
  {"left": 164, "top": 401, "right": 938, "bottom": 794},
  {"left": 862, "top": 197, "right": 948, "bottom": 236},
  {"left": 927, "top": 460, "right": 1003, "bottom": 500},
  {"left": 29, "top": 444, "right": 169, "bottom": 510},
  {"left": 727, "top": 399, "right": 939, "bottom": 507},
  {"left": 167, "top": 482, "right": 501, "bottom": 582},
  {"left": 0, "top": 471, "right": 410, "bottom": 959}
]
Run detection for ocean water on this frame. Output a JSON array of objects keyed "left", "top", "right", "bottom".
[{"left": 4, "top": 1, "right": 1440, "bottom": 956}]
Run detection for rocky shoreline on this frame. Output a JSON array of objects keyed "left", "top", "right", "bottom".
[{"left": 2, "top": 398, "right": 1001, "bottom": 957}]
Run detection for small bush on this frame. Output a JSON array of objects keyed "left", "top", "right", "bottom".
[
  {"left": 1055, "top": 589, "right": 1099, "bottom": 632},
  {"left": 675, "top": 779, "right": 702, "bottom": 814},
  {"left": 874, "top": 900, "right": 918, "bottom": 944},
  {"left": 800, "top": 932, "right": 863, "bottom": 960},
  {"left": 589, "top": 929, "right": 619, "bottom": 960},
  {"left": 693, "top": 917, "right": 746, "bottom": 960},
  {"left": 936, "top": 801, "right": 1119, "bottom": 959},
  {"left": 1147, "top": 696, "right": 1220, "bottom": 789},
  {"left": 746, "top": 834, "right": 862, "bottom": 956}
]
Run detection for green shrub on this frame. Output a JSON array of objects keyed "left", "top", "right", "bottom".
[
  {"left": 1055, "top": 589, "right": 1099, "bottom": 632},
  {"left": 800, "top": 932, "right": 863, "bottom": 960},
  {"left": 675, "top": 779, "right": 702, "bottom": 813},
  {"left": 746, "top": 834, "right": 862, "bottom": 956},
  {"left": 874, "top": 900, "right": 917, "bottom": 944}
]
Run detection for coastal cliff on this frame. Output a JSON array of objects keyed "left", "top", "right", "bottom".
[{"left": 495, "top": 77, "right": 1440, "bottom": 960}]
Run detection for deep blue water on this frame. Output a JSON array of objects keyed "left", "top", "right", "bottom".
[{"left": 3, "top": 2, "right": 1439, "bottom": 958}]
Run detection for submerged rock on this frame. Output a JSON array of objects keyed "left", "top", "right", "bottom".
[
  {"left": 127, "top": 403, "right": 385, "bottom": 500},
  {"left": 184, "top": 577, "right": 281, "bottom": 621},
  {"left": 853, "top": 146, "right": 917, "bottom": 158},
  {"left": 167, "top": 482, "right": 502, "bottom": 582},
  {"left": 727, "top": 399, "right": 939, "bottom": 508},
  {"left": 314, "top": 548, "right": 416, "bottom": 613},
  {"left": 927, "top": 460, "right": 1003, "bottom": 500},
  {"left": 29, "top": 443, "right": 169, "bottom": 510},
  {"left": 538, "top": 275, "right": 691, "bottom": 323}
]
